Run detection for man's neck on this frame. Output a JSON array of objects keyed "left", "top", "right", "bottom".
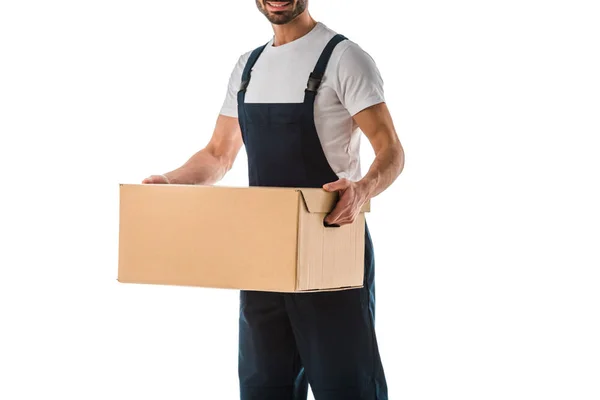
[{"left": 272, "top": 12, "right": 317, "bottom": 46}]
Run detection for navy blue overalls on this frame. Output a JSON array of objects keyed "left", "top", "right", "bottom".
[{"left": 237, "top": 34, "right": 388, "bottom": 400}]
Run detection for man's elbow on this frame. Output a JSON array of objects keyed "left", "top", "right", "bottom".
[
  {"left": 393, "top": 139, "right": 405, "bottom": 175},
  {"left": 382, "top": 128, "right": 404, "bottom": 175}
]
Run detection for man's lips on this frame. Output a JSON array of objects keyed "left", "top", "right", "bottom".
[{"left": 266, "top": 1, "right": 292, "bottom": 11}]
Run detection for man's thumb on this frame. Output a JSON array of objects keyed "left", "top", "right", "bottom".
[
  {"left": 142, "top": 174, "right": 169, "bottom": 184},
  {"left": 323, "top": 179, "right": 344, "bottom": 192}
]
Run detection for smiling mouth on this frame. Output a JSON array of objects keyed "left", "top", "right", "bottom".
[{"left": 266, "top": 1, "right": 292, "bottom": 11}]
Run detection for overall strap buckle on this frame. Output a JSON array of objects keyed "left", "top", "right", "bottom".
[
  {"left": 304, "top": 34, "right": 347, "bottom": 95},
  {"left": 238, "top": 42, "right": 268, "bottom": 95},
  {"left": 306, "top": 72, "right": 323, "bottom": 93}
]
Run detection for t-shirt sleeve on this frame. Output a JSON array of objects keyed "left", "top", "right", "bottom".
[
  {"left": 219, "top": 52, "right": 250, "bottom": 118},
  {"left": 335, "top": 43, "right": 385, "bottom": 117}
]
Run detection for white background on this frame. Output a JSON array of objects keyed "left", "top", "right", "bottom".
[{"left": 1, "top": 0, "right": 599, "bottom": 399}]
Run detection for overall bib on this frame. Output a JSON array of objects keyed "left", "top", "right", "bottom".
[{"left": 237, "top": 34, "right": 388, "bottom": 400}]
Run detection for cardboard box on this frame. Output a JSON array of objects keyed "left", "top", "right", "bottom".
[{"left": 117, "top": 184, "right": 369, "bottom": 292}]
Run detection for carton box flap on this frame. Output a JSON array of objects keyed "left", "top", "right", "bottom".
[{"left": 297, "top": 188, "right": 371, "bottom": 213}]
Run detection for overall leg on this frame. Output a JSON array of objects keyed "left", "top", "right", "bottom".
[
  {"left": 239, "top": 290, "right": 308, "bottom": 400},
  {"left": 285, "top": 226, "right": 387, "bottom": 400}
]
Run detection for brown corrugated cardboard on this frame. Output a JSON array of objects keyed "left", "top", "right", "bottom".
[{"left": 117, "top": 184, "right": 369, "bottom": 292}]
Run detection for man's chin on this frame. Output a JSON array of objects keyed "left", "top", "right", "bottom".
[
  {"left": 266, "top": 7, "right": 302, "bottom": 23},
  {"left": 266, "top": 15, "right": 292, "bottom": 24},
  {"left": 270, "top": 19, "right": 291, "bottom": 25}
]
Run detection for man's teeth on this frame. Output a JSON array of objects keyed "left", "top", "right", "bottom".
[{"left": 268, "top": 2, "right": 289, "bottom": 7}]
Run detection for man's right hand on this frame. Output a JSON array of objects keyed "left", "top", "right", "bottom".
[
  {"left": 142, "top": 174, "right": 170, "bottom": 184},
  {"left": 139, "top": 115, "right": 242, "bottom": 187}
]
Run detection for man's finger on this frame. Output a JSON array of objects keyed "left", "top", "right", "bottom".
[
  {"left": 322, "top": 178, "right": 348, "bottom": 192},
  {"left": 324, "top": 207, "right": 342, "bottom": 225},
  {"left": 142, "top": 175, "right": 166, "bottom": 184},
  {"left": 323, "top": 213, "right": 338, "bottom": 225},
  {"left": 325, "top": 192, "right": 354, "bottom": 222},
  {"left": 324, "top": 204, "right": 350, "bottom": 225},
  {"left": 336, "top": 216, "right": 355, "bottom": 226},
  {"left": 326, "top": 213, "right": 354, "bottom": 226},
  {"left": 325, "top": 202, "right": 360, "bottom": 226}
]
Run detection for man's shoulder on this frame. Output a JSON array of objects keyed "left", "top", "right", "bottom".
[
  {"left": 228, "top": 44, "right": 265, "bottom": 76},
  {"left": 336, "top": 40, "right": 375, "bottom": 62},
  {"left": 233, "top": 41, "right": 270, "bottom": 70},
  {"left": 314, "top": 23, "right": 374, "bottom": 65},
  {"left": 237, "top": 47, "right": 260, "bottom": 64}
]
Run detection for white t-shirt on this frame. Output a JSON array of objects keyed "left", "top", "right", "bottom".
[{"left": 220, "top": 22, "right": 385, "bottom": 181}]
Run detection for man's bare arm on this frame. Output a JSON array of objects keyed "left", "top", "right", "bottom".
[
  {"left": 354, "top": 102, "right": 404, "bottom": 197},
  {"left": 324, "top": 102, "right": 404, "bottom": 226},
  {"left": 143, "top": 114, "right": 242, "bottom": 185}
]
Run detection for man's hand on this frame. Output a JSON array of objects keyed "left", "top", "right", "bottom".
[
  {"left": 322, "top": 178, "right": 372, "bottom": 226},
  {"left": 142, "top": 174, "right": 170, "bottom": 184},
  {"left": 138, "top": 115, "right": 242, "bottom": 186}
]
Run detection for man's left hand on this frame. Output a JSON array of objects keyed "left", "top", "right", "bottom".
[{"left": 322, "top": 178, "right": 371, "bottom": 226}]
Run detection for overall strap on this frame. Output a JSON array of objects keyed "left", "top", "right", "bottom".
[
  {"left": 305, "top": 34, "right": 348, "bottom": 96},
  {"left": 239, "top": 43, "right": 268, "bottom": 93}
]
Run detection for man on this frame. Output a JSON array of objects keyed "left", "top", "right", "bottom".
[{"left": 143, "top": 1, "right": 404, "bottom": 398}]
